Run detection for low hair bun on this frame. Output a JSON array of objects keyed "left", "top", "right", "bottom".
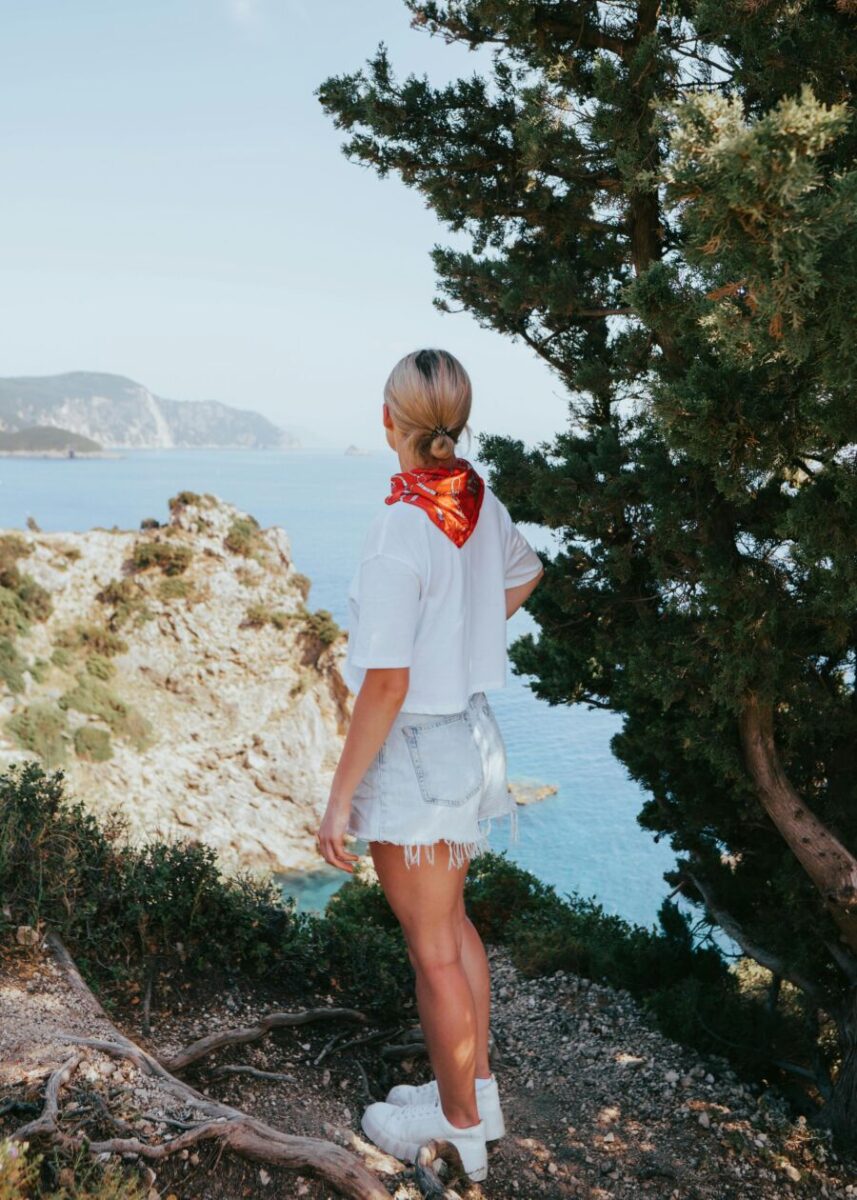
[{"left": 429, "top": 430, "right": 456, "bottom": 459}]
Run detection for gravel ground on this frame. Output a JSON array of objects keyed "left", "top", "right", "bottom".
[{"left": 3, "top": 941, "right": 856, "bottom": 1199}]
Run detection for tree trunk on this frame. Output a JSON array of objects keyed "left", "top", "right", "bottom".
[
  {"left": 739, "top": 693, "right": 857, "bottom": 954},
  {"left": 819, "top": 995, "right": 857, "bottom": 1149}
]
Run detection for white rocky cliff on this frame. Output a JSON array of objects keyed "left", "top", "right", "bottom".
[{"left": 0, "top": 494, "right": 350, "bottom": 874}]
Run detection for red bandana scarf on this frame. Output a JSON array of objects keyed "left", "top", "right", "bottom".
[{"left": 385, "top": 456, "right": 485, "bottom": 548}]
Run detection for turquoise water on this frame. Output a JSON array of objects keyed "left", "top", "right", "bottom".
[{"left": 0, "top": 449, "right": 682, "bottom": 930}]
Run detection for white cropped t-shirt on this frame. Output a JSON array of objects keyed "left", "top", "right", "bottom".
[{"left": 342, "top": 482, "right": 543, "bottom": 714}]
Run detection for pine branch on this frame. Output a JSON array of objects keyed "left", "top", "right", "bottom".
[{"left": 685, "top": 870, "right": 826, "bottom": 1009}]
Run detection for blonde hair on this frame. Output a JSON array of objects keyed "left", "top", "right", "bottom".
[{"left": 383, "top": 348, "right": 473, "bottom": 465}]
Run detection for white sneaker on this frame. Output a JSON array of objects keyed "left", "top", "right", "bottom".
[
  {"left": 360, "top": 1098, "right": 488, "bottom": 1182},
  {"left": 385, "top": 1074, "right": 506, "bottom": 1142}
]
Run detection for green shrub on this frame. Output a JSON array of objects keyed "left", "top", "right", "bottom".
[
  {"left": 55, "top": 623, "right": 128, "bottom": 658},
  {"left": 60, "top": 677, "right": 152, "bottom": 751},
  {"left": 303, "top": 608, "right": 341, "bottom": 646},
  {"left": 95, "top": 578, "right": 151, "bottom": 629},
  {"left": 50, "top": 646, "right": 73, "bottom": 670},
  {"left": 291, "top": 571, "right": 312, "bottom": 601},
  {"left": 139, "top": 516, "right": 160, "bottom": 530},
  {"left": 0, "top": 763, "right": 413, "bottom": 1018},
  {"left": 168, "top": 490, "right": 214, "bottom": 513},
  {"left": 0, "top": 637, "right": 27, "bottom": 693},
  {"left": 0, "top": 1139, "right": 39, "bottom": 1198},
  {"left": 16, "top": 575, "right": 53, "bottom": 623},
  {"left": 131, "top": 540, "right": 193, "bottom": 576},
  {"left": 0, "top": 1136, "right": 146, "bottom": 1199},
  {"left": 84, "top": 654, "right": 115, "bottom": 681},
  {"left": 243, "top": 603, "right": 294, "bottom": 630},
  {"left": 0, "top": 589, "right": 30, "bottom": 639},
  {"left": 7, "top": 704, "right": 68, "bottom": 766},
  {"left": 157, "top": 576, "right": 192, "bottom": 601},
  {"left": 0, "top": 534, "right": 53, "bottom": 637},
  {"left": 73, "top": 726, "right": 113, "bottom": 763},
  {"left": 0, "top": 532, "right": 31, "bottom": 579},
  {"left": 224, "top": 515, "right": 262, "bottom": 557},
  {"left": 29, "top": 657, "right": 49, "bottom": 684}
]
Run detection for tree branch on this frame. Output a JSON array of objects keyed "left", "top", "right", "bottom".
[{"left": 686, "top": 869, "right": 826, "bottom": 1008}]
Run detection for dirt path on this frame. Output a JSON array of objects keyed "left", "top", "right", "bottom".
[{"left": 1, "top": 939, "right": 854, "bottom": 1199}]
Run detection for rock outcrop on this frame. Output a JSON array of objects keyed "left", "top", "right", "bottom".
[{"left": 0, "top": 494, "right": 350, "bottom": 874}]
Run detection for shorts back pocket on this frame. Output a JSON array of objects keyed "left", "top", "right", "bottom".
[{"left": 400, "top": 711, "right": 484, "bottom": 807}]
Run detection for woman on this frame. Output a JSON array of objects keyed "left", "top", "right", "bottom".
[{"left": 316, "top": 347, "right": 544, "bottom": 1183}]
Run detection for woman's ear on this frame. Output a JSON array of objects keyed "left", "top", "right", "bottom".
[{"left": 382, "top": 402, "right": 393, "bottom": 430}]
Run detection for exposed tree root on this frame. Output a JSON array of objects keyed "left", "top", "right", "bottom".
[
  {"left": 164, "top": 1005, "right": 367, "bottom": 1073},
  {"left": 322, "top": 1121, "right": 404, "bottom": 1176},
  {"left": 9, "top": 935, "right": 392, "bottom": 1200},
  {"left": 11, "top": 1054, "right": 80, "bottom": 1142},
  {"left": 414, "top": 1139, "right": 467, "bottom": 1199}
]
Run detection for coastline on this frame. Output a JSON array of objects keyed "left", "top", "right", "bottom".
[{"left": 0, "top": 450, "right": 124, "bottom": 460}]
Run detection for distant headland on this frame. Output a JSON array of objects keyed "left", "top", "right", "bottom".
[
  {"left": 0, "top": 371, "right": 303, "bottom": 451},
  {"left": 0, "top": 425, "right": 115, "bottom": 459}
]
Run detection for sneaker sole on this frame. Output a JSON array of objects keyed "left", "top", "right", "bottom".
[{"left": 360, "top": 1108, "right": 488, "bottom": 1182}]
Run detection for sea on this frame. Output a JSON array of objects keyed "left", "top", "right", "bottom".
[{"left": 0, "top": 448, "right": 691, "bottom": 935}]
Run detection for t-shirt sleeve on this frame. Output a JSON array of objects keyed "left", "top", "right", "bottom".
[
  {"left": 349, "top": 552, "right": 422, "bottom": 669},
  {"left": 502, "top": 510, "right": 543, "bottom": 587}
]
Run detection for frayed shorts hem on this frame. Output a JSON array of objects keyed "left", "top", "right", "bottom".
[{"left": 347, "top": 808, "right": 518, "bottom": 871}]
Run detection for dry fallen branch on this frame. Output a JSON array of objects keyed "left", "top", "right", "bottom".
[
  {"left": 164, "top": 1006, "right": 367, "bottom": 1072},
  {"left": 322, "top": 1025, "right": 406, "bottom": 1062},
  {"left": 210, "top": 1064, "right": 298, "bottom": 1084},
  {"left": 380, "top": 1041, "right": 428, "bottom": 1061},
  {"left": 14, "top": 935, "right": 392, "bottom": 1200}
]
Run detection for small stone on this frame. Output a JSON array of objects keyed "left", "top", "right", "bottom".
[
  {"left": 698, "top": 1111, "right": 711, "bottom": 1128},
  {"left": 664, "top": 1070, "right": 679, "bottom": 1085},
  {"left": 547, "top": 1162, "right": 558, "bottom": 1175},
  {"left": 783, "top": 1165, "right": 801, "bottom": 1183},
  {"left": 259, "top": 1168, "right": 271, "bottom": 1186},
  {"left": 15, "top": 925, "right": 39, "bottom": 947}
]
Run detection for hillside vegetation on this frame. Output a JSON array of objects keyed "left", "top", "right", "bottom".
[{"left": 0, "top": 425, "right": 102, "bottom": 453}]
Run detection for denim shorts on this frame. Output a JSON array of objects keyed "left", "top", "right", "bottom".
[{"left": 346, "top": 690, "right": 518, "bottom": 870}]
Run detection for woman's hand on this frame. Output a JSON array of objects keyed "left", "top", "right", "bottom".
[
  {"left": 316, "top": 798, "right": 359, "bottom": 873},
  {"left": 316, "top": 667, "right": 409, "bottom": 873}
]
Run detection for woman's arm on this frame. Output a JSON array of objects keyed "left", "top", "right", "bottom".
[
  {"left": 316, "top": 665, "right": 409, "bottom": 872},
  {"left": 505, "top": 564, "right": 544, "bottom": 619}
]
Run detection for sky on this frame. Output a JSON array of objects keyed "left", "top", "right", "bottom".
[{"left": 0, "top": 0, "right": 570, "bottom": 449}]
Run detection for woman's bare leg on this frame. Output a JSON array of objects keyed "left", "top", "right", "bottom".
[
  {"left": 370, "top": 842, "right": 480, "bottom": 1129},
  {"left": 459, "top": 904, "right": 493, "bottom": 1080}
]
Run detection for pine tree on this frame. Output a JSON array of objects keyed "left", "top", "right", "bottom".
[{"left": 318, "top": 1, "right": 857, "bottom": 1140}]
